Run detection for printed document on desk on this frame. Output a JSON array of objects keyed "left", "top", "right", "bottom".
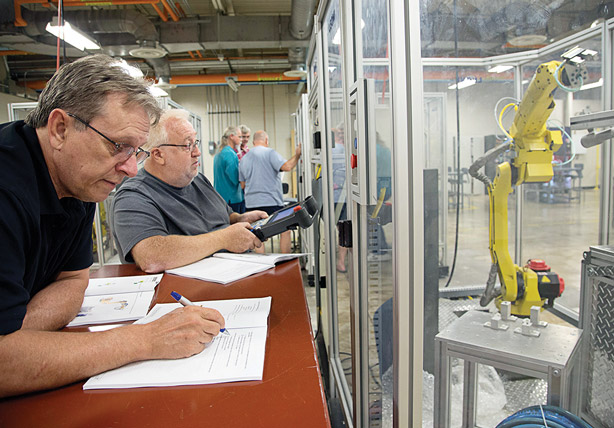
[
  {"left": 83, "top": 296, "right": 272, "bottom": 389},
  {"left": 212, "top": 252, "right": 308, "bottom": 267},
  {"left": 166, "top": 253, "right": 307, "bottom": 284},
  {"left": 66, "top": 274, "right": 162, "bottom": 327},
  {"left": 83, "top": 274, "right": 162, "bottom": 296}
]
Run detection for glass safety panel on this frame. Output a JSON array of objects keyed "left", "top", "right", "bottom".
[
  {"left": 520, "top": 35, "right": 603, "bottom": 313},
  {"left": 423, "top": 61, "right": 517, "bottom": 426},
  {"left": 419, "top": 0, "right": 604, "bottom": 426},
  {"left": 360, "top": 0, "right": 393, "bottom": 426},
  {"left": 322, "top": 0, "right": 353, "bottom": 408},
  {"left": 422, "top": 64, "right": 517, "bottom": 288}
]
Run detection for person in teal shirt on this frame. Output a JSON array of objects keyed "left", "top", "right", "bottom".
[{"left": 214, "top": 126, "right": 245, "bottom": 213}]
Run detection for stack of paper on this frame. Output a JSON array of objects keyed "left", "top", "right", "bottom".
[
  {"left": 67, "top": 274, "right": 162, "bottom": 327},
  {"left": 166, "top": 252, "right": 307, "bottom": 284},
  {"left": 83, "top": 296, "right": 272, "bottom": 389}
]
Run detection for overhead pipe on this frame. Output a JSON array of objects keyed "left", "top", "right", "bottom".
[
  {"left": 19, "top": 72, "right": 303, "bottom": 91},
  {"left": 13, "top": 0, "right": 171, "bottom": 27},
  {"left": 170, "top": 73, "right": 303, "bottom": 85}
]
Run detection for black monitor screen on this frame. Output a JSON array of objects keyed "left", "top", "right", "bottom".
[{"left": 271, "top": 206, "right": 295, "bottom": 222}]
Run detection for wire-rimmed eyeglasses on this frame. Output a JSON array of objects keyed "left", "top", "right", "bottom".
[
  {"left": 157, "top": 140, "right": 201, "bottom": 152},
  {"left": 67, "top": 112, "right": 150, "bottom": 164}
]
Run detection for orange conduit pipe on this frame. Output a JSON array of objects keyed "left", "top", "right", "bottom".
[
  {"left": 14, "top": 0, "right": 172, "bottom": 26},
  {"left": 170, "top": 73, "right": 303, "bottom": 85},
  {"left": 21, "top": 73, "right": 303, "bottom": 91},
  {"left": 159, "top": 0, "right": 179, "bottom": 21},
  {"left": 151, "top": 3, "right": 168, "bottom": 21}
]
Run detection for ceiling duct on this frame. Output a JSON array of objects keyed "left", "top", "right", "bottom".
[
  {"left": 287, "top": 0, "right": 316, "bottom": 78},
  {"left": 289, "top": 0, "right": 317, "bottom": 40},
  {"left": 145, "top": 57, "right": 172, "bottom": 84}
]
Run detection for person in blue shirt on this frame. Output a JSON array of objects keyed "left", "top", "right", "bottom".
[
  {"left": 239, "top": 130, "right": 301, "bottom": 253},
  {"left": 213, "top": 126, "right": 245, "bottom": 213}
]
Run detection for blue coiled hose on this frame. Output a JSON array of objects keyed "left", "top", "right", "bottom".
[{"left": 496, "top": 405, "right": 592, "bottom": 428}]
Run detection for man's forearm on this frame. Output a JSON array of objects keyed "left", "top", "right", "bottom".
[
  {"left": 22, "top": 269, "right": 89, "bottom": 331},
  {"left": 0, "top": 325, "right": 148, "bottom": 397},
  {"left": 281, "top": 153, "right": 300, "bottom": 171},
  {"left": 131, "top": 232, "right": 226, "bottom": 272}
]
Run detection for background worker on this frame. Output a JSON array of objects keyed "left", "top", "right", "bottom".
[
  {"left": 213, "top": 125, "right": 245, "bottom": 213},
  {"left": 239, "top": 130, "right": 301, "bottom": 253},
  {"left": 237, "top": 124, "right": 251, "bottom": 161}
]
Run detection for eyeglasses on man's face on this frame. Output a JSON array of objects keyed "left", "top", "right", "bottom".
[
  {"left": 67, "top": 112, "right": 150, "bottom": 164},
  {"left": 157, "top": 140, "right": 201, "bottom": 152},
  {"left": 240, "top": 134, "right": 250, "bottom": 140}
]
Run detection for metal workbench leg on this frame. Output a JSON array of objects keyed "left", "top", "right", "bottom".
[
  {"left": 547, "top": 366, "right": 562, "bottom": 407},
  {"left": 462, "top": 361, "right": 478, "bottom": 428},
  {"left": 434, "top": 339, "right": 451, "bottom": 428}
]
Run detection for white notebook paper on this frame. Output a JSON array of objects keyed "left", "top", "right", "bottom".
[
  {"left": 166, "top": 253, "right": 307, "bottom": 284},
  {"left": 83, "top": 296, "right": 272, "bottom": 390},
  {"left": 67, "top": 274, "right": 162, "bottom": 327}
]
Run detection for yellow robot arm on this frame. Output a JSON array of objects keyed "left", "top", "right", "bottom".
[
  {"left": 510, "top": 60, "right": 564, "bottom": 186},
  {"left": 471, "top": 47, "right": 593, "bottom": 316}
]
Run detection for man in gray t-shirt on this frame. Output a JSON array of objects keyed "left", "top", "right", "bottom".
[
  {"left": 112, "top": 109, "right": 266, "bottom": 272},
  {"left": 239, "top": 130, "right": 301, "bottom": 253}
]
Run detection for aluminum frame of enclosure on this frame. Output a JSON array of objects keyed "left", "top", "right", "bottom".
[
  {"left": 388, "top": 0, "right": 425, "bottom": 425},
  {"left": 311, "top": 4, "right": 357, "bottom": 422},
  {"left": 295, "top": 93, "right": 316, "bottom": 277},
  {"left": 348, "top": 78, "right": 378, "bottom": 206},
  {"left": 320, "top": 7, "right": 357, "bottom": 426}
]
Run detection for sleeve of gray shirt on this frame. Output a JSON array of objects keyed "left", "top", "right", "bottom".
[
  {"left": 271, "top": 149, "right": 286, "bottom": 171},
  {"left": 111, "top": 188, "right": 171, "bottom": 263}
]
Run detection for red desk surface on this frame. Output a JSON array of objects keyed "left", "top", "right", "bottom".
[{"left": 0, "top": 260, "right": 331, "bottom": 428}]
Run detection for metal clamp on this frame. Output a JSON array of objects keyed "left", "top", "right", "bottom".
[
  {"left": 514, "top": 319, "right": 541, "bottom": 337},
  {"left": 484, "top": 313, "right": 509, "bottom": 331},
  {"left": 530, "top": 306, "right": 548, "bottom": 328}
]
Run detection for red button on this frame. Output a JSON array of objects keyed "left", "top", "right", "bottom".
[{"left": 351, "top": 154, "right": 357, "bottom": 169}]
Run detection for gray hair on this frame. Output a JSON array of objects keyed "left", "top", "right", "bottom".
[
  {"left": 239, "top": 124, "right": 251, "bottom": 135},
  {"left": 145, "top": 109, "right": 191, "bottom": 150},
  {"left": 25, "top": 55, "right": 161, "bottom": 129},
  {"left": 218, "top": 125, "right": 240, "bottom": 151}
]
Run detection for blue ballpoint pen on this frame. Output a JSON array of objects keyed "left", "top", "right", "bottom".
[{"left": 170, "top": 291, "right": 230, "bottom": 336}]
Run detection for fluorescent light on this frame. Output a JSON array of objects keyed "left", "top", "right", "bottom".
[
  {"left": 448, "top": 78, "right": 476, "bottom": 90},
  {"left": 580, "top": 78, "right": 603, "bottom": 91},
  {"left": 45, "top": 18, "right": 100, "bottom": 51},
  {"left": 488, "top": 65, "right": 513, "bottom": 73},
  {"left": 225, "top": 76, "right": 240, "bottom": 92},
  {"left": 149, "top": 86, "right": 169, "bottom": 97}
]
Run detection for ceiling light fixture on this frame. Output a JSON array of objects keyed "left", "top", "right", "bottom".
[
  {"left": 488, "top": 65, "right": 514, "bottom": 73},
  {"left": 45, "top": 17, "right": 100, "bottom": 51},
  {"left": 225, "top": 76, "right": 240, "bottom": 92},
  {"left": 448, "top": 78, "right": 476, "bottom": 90},
  {"left": 149, "top": 86, "right": 169, "bottom": 97}
]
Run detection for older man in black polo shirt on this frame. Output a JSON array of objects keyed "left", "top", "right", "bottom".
[{"left": 0, "top": 55, "right": 225, "bottom": 398}]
